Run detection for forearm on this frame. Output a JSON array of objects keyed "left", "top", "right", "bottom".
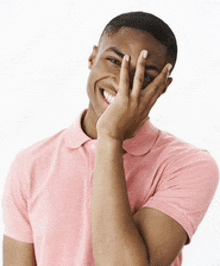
[{"left": 91, "top": 136, "right": 149, "bottom": 265}]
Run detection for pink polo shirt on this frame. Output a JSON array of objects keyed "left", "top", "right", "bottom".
[{"left": 2, "top": 109, "right": 219, "bottom": 266}]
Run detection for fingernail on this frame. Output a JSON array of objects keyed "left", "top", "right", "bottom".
[
  {"left": 142, "top": 50, "right": 148, "bottom": 59},
  {"left": 125, "top": 55, "right": 130, "bottom": 62},
  {"left": 166, "top": 64, "right": 172, "bottom": 78},
  {"left": 168, "top": 64, "right": 172, "bottom": 71}
]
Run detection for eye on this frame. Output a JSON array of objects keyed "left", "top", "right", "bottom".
[
  {"left": 144, "top": 73, "right": 155, "bottom": 83},
  {"left": 107, "top": 57, "right": 121, "bottom": 67}
]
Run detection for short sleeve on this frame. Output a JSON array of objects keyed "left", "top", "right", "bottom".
[
  {"left": 2, "top": 152, "right": 34, "bottom": 243},
  {"left": 142, "top": 149, "right": 219, "bottom": 244}
]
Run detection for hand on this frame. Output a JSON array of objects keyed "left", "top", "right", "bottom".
[{"left": 96, "top": 50, "right": 172, "bottom": 142}]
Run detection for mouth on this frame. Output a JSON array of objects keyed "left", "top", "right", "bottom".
[{"left": 100, "top": 88, "right": 116, "bottom": 105}]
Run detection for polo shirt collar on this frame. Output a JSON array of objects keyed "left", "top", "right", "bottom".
[{"left": 65, "top": 109, "right": 160, "bottom": 156}]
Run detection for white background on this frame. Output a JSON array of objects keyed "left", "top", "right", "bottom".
[{"left": 0, "top": 0, "right": 220, "bottom": 265}]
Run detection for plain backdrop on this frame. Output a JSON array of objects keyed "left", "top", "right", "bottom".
[{"left": 0, "top": 0, "right": 220, "bottom": 265}]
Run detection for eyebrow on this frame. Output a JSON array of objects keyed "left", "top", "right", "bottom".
[
  {"left": 106, "top": 47, "right": 125, "bottom": 58},
  {"left": 105, "top": 46, "right": 160, "bottom": 73}
]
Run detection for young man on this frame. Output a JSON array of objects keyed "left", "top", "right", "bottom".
[{"left": 3, "top": 11, "right": 219, "bottom": 266}]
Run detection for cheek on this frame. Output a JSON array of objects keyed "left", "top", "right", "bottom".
[
  {"left": 99, "top": 59, "right": 121, "bottom": 76},
  {"left": 87, "top": 60, "right": 121, "bottom": 94},
  {"left": 86, "top": 72, "right": 95, "bottom": 97},
  {"left": 86, "top": 66, "right": 104, "bottom": 96}
]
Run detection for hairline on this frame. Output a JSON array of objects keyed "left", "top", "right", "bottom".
[{"left": 98, "top": 26, "right": 176, "bottom": 69}]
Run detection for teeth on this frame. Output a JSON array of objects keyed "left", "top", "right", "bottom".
[{"left": 103, "top": 90, "right": 115, "bottom": 104}]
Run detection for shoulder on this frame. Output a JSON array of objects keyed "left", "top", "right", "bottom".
[
  {"left": 156, "top": 129, "right": 218, "bottom": 166},
  {"left": 12, "top": 128, "right": 67, "bottom": 171},
  {"left": 154, "top": 129, "right": 219, "bottom": 193},
  {"left": 142, "top": 129, "right": 219, "bottom": 243}
]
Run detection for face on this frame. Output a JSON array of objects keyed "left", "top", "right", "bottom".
[{"left": 82, "top": 27, "right": 174, "bottom": 139}]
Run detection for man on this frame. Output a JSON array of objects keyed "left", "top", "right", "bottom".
[{"left": 3, "top": 11, "right": 219, "bottom": 266}]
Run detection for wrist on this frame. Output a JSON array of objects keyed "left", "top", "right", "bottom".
[
  {"left": 97, "top": 134, "right": 124, "bottom": 151},
  {"left": 97, "top": 133, "right": 123, "bottom": 144}
]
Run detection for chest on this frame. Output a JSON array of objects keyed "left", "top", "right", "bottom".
[{"left": 28, "top": 150, "right": 162, "bottom": 241}]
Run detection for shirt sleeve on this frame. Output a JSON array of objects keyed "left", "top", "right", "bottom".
[
  {"left": 2, "top": 152, "right": 34, "bottom": 243},
  {"left": 142, "top": 149, "right": 219, "bottom": 244}
]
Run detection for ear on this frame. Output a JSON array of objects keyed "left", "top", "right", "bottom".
[
  {"left": 88, "top": 45, "right": 98, "bottom": 69},
  {"left": 162, "top": 77, "right": 173, "bottom": 94}
]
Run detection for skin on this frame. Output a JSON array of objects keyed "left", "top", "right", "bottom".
[
  {"left": 87, "top": 27, "right": 188, "bottom": 266},
  {"left": 3, "top": 235, "right": 37, "bottom": 266},
  {"left": 3, "top": 27, "right": 187, "bottom": 266},
  {"left": 82, "top": 27, "right": 174, "bottom": 140}
]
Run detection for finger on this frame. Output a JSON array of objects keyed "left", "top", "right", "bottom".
[
  {"left": 144, "top": 63, "right": 172, "bottom": 99},
  {"left": 131, "top": 50, "right": 148, "bottom": 98},
  {"left": 119, "top": 55, "right": 131, "bottom": 97},
  {"left": 161, "top": 77, "right": 173, "bottom": 94},
  {"left": 142, "top": 68, "right": 172, "bottom": 116},
  {"left": 139, "top": 63, "right": 172, "bottom": 113},
  {"left": 145, "top": 85, "right": 164, "bottom": 113}
]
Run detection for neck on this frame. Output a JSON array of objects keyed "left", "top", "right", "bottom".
[
  {"left": 81, "top": 108, "right": 127, "bottom": 155},
  {"left": 81, "top": 109, "right": 98, "bottom": 140}
]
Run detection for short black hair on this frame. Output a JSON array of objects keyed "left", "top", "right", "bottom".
[{"left": 99, "top": 11, "right": 178, "bottom": 67}]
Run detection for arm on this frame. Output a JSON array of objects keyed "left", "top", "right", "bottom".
[
  {"left": 91, "top": 51, "right": 187, "bottom": 265},
  {"left": 92, "top": 136, "right": 188, "bottom": 266},
  {"left": 92, "top": 137, "right": 149, "bottom": 265},
  {"left": 3, "top": 235, "right": 37, "bottom": 266}
]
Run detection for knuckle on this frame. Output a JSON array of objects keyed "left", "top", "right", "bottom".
[
  {"left": 120, "top": 73, "right": 130, "bottom": 83},
  {"left": 123, "top": 64, "right": 130, "bottom": 71},
  {"left": 119, "top": 97, "right": 129, "bottom": 107},
  {"left": 137, "top": 76, "right": 144, "bottom": 84},
  {"left": 122, "top": 77, "right": 130, "bottom": 85},
  {"left": 138, "top": 60, "right": 146, "bottom": 68},
  {"left": 154, "top": 84, "right": 161, "bottom": 91},
  {"left": 163, "top": 68, "right": 167, "bottom": 76},
  {"left": 153, "top": 83, "right": 160, "bottom": 92},
  {"left": 131, "top": 96, "right": 139, "bottom": 106}
]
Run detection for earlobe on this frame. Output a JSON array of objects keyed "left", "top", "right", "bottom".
[{"left": 88, "top": 45, "right": 98, "bottom": 69}]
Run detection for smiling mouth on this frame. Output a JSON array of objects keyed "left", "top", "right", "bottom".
[{"left": 101, "top": 89, "right": 116, "bottom": 104}]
